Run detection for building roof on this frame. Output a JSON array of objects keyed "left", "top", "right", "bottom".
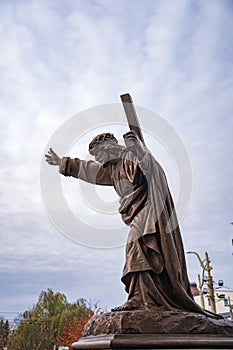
[{"left": 215, "top": 286, "right": 233, "bottom": 292}]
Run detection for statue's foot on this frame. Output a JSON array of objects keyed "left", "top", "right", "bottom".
[{"left": 111, "top": 300, "right": 142, "bottom": 312}]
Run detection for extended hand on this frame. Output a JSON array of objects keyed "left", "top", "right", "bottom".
[
  {"left": 45, "top": 148, "right": 61, "bottom": 166},
  {"left": 123, "top": 130, "right": 145, "bottom": 160}
]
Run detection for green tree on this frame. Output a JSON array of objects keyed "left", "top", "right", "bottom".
[
  {"left": 0, "top": 318, "right": 10, "bottom": 349},
  {"left": 8, "top": 289, "right": 91, "bottom": 350}
]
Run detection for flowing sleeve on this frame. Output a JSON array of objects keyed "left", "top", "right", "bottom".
[{"left": 59, "top": 157, "right": 113, "bottom": 185}]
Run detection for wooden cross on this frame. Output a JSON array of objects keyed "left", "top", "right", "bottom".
[{"left": 120, "top": 93, "right": 145, "bottom": 145}]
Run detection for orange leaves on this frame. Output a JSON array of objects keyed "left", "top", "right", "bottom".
[{"left": 56, "top": 313, "right": 93, "bottom": 350}]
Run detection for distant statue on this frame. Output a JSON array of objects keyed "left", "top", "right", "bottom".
[{"left": 45, "top": 130, "right": 220, "bottom": 318}]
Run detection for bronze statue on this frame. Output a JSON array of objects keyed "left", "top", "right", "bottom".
[{"left": 45, "top": 129, "right": 220, "bottom": 318}]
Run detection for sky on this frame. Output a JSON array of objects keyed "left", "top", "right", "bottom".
[{"left": 0, "top": 0, "right": 233, "bottom": 324}]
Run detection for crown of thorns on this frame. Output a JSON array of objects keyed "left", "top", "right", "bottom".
[{"left": 89, "top": 133, "right": 118, "bottom": 155}]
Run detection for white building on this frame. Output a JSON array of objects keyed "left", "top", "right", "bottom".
[{"left": 191, "top": 282, "right": 233, "bottom": 319}]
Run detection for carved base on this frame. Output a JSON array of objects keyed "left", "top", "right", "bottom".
[
  {"left": 72, "top": 310, "right": 233, "bottom": 349},
  {"left": 82, "top": 310, "right": 233, "bottom": 336}
]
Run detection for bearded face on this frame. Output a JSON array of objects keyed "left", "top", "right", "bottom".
[{"left": 93, "top": 142, "right": 124, "bottom": 164}]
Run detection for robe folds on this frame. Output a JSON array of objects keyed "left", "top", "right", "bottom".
[{"left": 59, "top": 148, "right": 221, "bottom": 318}]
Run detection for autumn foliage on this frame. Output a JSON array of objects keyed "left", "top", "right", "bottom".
[{"left": 56, "top": 312, "right": 93, "bottom": 349}]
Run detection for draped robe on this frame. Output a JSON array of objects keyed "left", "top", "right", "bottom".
[{"left": 59, "top": 148, "right": 221, "bottom": 318}]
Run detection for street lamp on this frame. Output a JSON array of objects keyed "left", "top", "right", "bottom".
[
  {"left": 187, "top": 251, "right": 216, "bottom": 313},
  {"left": 197, "top": 273, "right": 205, "bottom": 309},
  {"left": 228, "top": 296, "right": 233, "bottom": 321}
]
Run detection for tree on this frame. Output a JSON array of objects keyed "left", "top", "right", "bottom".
[
  {"left": 56, "top": 313, "right": 93, "bottom": 349},
  {"left": 8, "top": 289, "right": 92, "bottom": 350},
  {"left": 0, "top": 318, "right": 10, "bottom": 349}
]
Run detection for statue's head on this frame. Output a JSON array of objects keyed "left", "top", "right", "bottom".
[
  {"left": 89, "top": 133, "right": 118, "bottom": 154},
  {"left": 89, "top": 133, "right": 123, "bottom": 164}
]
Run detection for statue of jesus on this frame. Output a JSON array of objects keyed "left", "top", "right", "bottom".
[{"left": 45, "top": 130, "right": 220, "bottom": 318}]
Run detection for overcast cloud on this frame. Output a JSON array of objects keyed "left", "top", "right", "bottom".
[{"left": 0, "top": 0, "right": 232, "bottom": 322}]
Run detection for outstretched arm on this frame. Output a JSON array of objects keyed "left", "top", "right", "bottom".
[{"left": 45, "top": 149, "right": 112, "bottom": 185}]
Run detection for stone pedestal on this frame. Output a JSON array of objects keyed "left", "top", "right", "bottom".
[
  {"left": 73, "top": 334, "right": 233, "bottom": 349},
  {"left": 72, "top": 310, "right": 233, "bottom": 349}
]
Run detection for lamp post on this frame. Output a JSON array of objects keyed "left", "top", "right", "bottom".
[
  {"left": 228, "top": 296, "right": 233, "bottom": 321},
  {"left": 197, "top": 273, "right": 205, "bottom": 309},
  {"left": 187, "top": 251, "right": 216, "bottom": 313},
  {"left": 204, "top": 251, "right": 216, "bottom": 314}
]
